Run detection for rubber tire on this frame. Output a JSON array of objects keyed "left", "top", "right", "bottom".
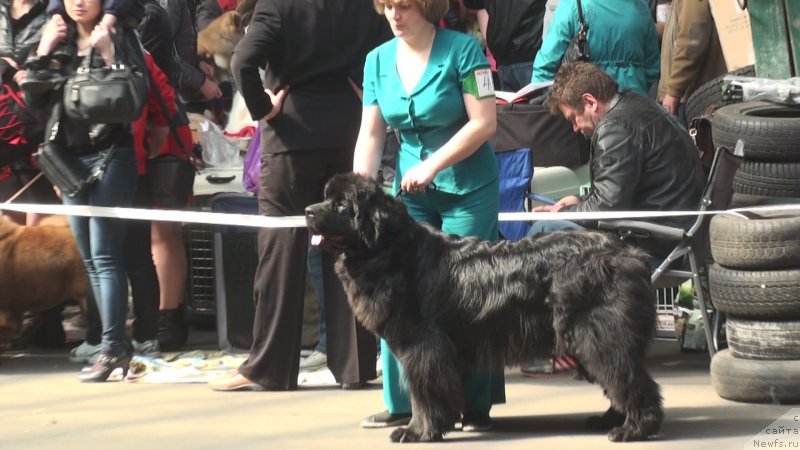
[
  {"left": 712, "top": 101, "right": 800, "bottom": 162},
  {"left": 709, "top": 264, "right": 800, "bottom": 319},
  {"left": 727, "top": 319, "right": 800, "bottom": 360},
  {"left": 733, "top": 161, "right": 800, "bottom": 198},
  {"left": 711, "top": 349, "right": 800, "bottom": 404},
  {"left": 685, "top": 65, "right": 754, "bottom": 122},
  {"left": 710, "top": 213, "right": 800, "bottom": 269}
]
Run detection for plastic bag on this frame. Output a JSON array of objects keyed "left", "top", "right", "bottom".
[
  {"left": 723, "top": 76, "right": 800, "bottom": 105},
  {"left": 197, "top": 120, "right": 241, "bottom": 167},
  {"left": 242, "top": 130, "right": 260, "bottom": 193}
]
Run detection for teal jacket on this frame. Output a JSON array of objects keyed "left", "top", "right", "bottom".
[
  {"left": 532, "top": 0, "right": 660, "bottom": 94},
  {"left": 363, "top": 29, "right": 499, "bottom": 195}
]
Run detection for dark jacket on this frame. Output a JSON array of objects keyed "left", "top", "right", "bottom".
[
  {"left": 156, "top": 0, "right": 204, "bottom": 97},
  {"left": 231, "top": 0, "right": 390, "bottom": 153},
  {"left": 463, "top": 0, "right": 546, "bottom": 66},
  {"left": 194, "top": 0, "right": 220, "bottom": 31},
  {"left": 0, "top": 0, "right": 47, "bottom": 74},
  {"left": 561, "top": 91, "right": 705, "bottom": 230}
]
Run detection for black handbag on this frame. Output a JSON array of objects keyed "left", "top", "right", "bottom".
[
  {"left": 34, "top": 104, "right": 115, "bottom": 197},
  {"left": 63, "top": 33, "right": 148, "bottom": 124},
  {"left": 144, "top": 71, "right": 195, "bottom": 208},
  {"left": 561, "top": 0, "right": 590, "bottom": 66}
]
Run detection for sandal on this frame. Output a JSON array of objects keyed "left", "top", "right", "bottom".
[{"left": 520, "top": 355, "right": 577, "bottom": 378}]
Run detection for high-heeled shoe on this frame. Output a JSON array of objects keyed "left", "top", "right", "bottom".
[{"left": 78, "top": 352, "right": 131, "bottom": 382}]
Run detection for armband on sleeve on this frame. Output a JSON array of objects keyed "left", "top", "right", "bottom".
[{"left": 462, "top": 67, "right": 495, "bottom": 99}]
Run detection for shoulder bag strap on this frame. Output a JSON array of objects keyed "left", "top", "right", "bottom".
[
  {"left": 145, "top": 70, "right": 192, "bottom": 160},
  {"left": 576, "top": 0, "right": 587, "bottom": 33}
]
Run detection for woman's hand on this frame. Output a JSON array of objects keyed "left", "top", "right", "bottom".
[
  {"left": 261, "top": 87, "right": 288, "bottom": 122},
  {"left": 200, "top": 78, "right": 222, "bottom": 100},
  {"left": 400, "top": 161, "right": 437, "bottom": 193},
  {"left": 198, "top": 61, "right": 216, "bottom": 80},
  {"left": 532, "top": 195, "right": 580, "bottom": 212},
  {"left": 12, "top": 69, "right": 26, "bottom": 85},
  {"left": 90, "top": 23, "right": 115, "bottom": 64},
  {"left": 36, "top": 15, "right": 68, "bottom": 56}
]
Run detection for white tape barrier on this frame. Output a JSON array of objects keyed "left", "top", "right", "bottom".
[{"left": 0, "top": 202, "right": 799, "bottom": 228}]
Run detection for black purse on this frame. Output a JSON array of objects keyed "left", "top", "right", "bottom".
[
  {"left": 561, "top": 0, "right": 590, "bottom": 66},
  {"left": 62, "top": 33, "right": 148, "bottom": 124},
  {"left": 33, "top": 104, "right": 116, "bottom": 197},
  {"left": 144, "top": 72, "right": 195, "bottom": 208}
]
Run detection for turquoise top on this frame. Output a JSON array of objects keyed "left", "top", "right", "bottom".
[
  {"left": 363, "top": 28, "right": 499, "bottom": 195},
  {"left": 532, "top": 0, "right": 660, "bottom": 94}
]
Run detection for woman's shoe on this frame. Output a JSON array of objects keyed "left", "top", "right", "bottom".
[
  {"left": 78, "top": 352, "right": 131, "bottom": 382},
  {"left": 157, "top": 308, "right": 188, "bottom": 351}
]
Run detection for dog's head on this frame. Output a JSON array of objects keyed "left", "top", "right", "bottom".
[{"left": 305, "top": 173, "right": 412, "bottom": 255}]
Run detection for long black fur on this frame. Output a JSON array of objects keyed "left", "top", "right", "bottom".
[{"left": 305, "top": 173, "right": 663, "bottom": 443}]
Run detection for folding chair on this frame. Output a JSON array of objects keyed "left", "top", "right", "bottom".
[{"left": 598, "top": 146, "right": 743, "bottom": 357}]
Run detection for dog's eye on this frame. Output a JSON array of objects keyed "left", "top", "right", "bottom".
[{"left": 336, "top": 201, "right": 348, "bottom": 212}]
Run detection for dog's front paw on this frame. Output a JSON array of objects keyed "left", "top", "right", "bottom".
[
  {"left": 389, "top": 426, "right": 443, "bottom": 443},
  {"left": 586, "top": 408, "right": 626, "bottom": 431},
  {"left": 607, "top": 425, "right": 649, "bottom": 442}
]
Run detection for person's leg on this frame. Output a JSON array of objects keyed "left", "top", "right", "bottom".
[
  {"left": 124, "top": 180, "right": 159, "bottom": 351},
  {"left": 368, "top": 192, "right": 440, "bottom": 418},
  {"left": 528, "top": 219, "right": 584, "bottom": 235},
  {"left": 223, "top": 149, "right": 328, "bottom": 390},
  {"left": 151, "top": 220, "right": 188, "bottom": 350},
  {"left": 300, "top": 243, "right": 327, "bottom": 370},
  {"left": 85, "top": 149, "right": 138, "bottom": 356},
  {"left": 436, "top": 180, "right": 505, "bottom": 427},
  {"left": 321, "top": 147, "right": 377, "bottom": 387}
]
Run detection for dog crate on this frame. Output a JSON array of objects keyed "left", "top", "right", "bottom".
[
  {"left": 183, "top": 218, "right": 217, "bottom": 317},
  {"left": 655, "top": 285, "right": 680, "bottom": 339}
]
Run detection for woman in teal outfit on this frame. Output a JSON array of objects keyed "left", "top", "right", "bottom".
[
  {"left": 353, "top": 0, "right": 505, "bottom": 432},
  {"left": 532, "top": 0, "right": 659, "bottom": 94}
]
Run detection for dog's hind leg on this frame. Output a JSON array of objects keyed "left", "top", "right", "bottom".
[{"left": 388, "top": 328, "right": 465, "bottom": 443}]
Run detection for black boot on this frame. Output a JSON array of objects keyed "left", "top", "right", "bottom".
[{"left": 157, "top": 308, "right": 188, "bottom": 351}]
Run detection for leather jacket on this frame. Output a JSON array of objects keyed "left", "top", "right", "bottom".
[
  {"left": 561, "top": 90, "right": 705, "bottom": 230},
  {"left": 0, "top": 0, "right": 47, "bottom": 75}
]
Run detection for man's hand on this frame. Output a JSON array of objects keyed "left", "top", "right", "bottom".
[
  {"left": 198, "top": 61, "right": 216, "bottom": 80},
  {"left": 36, "top": 15, "right": 68, "bottom": 56},
  {"left": 662, "top": 95, "right": 679, "bottom": 116},
  {"left": 261, "top": 87, "right": 288, "bottom": 122},
  {"left": 100, "top": 13, "right": 117, "bottom": 34},
  {"left": 12, "top": 69, "right": 26, "bottom": 85},
  {"left": 532, "top": 195, "right": 580, "bottom": 212},
  {"left": 199, "top": 78, "right": 222, "bottom": 100}
]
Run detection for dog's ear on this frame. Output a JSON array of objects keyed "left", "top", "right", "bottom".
[{"left": 355, "top": 187, "right": 407, "bottom": 249}]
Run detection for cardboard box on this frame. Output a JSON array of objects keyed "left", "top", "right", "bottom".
[{"left": 709, "top": 0, "right": 756, "bottom": 70}]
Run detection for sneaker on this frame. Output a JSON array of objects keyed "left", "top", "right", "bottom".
[
  {"left": 69, "top": 341, "right": 101, "bottom": 364},
  {"left": 360, "top": 410, "right": 412, "bottom": 428},
  {"left": 299, "top": 350, "right": 327, "bottom": 372},
  {"left": 460, "top": 412, "right": 493, "bottom": 432},
  {"left": 520, "top": 356, "right": 577, "bottom": 378},
  {"left": 132, "top": 339, "right": 161, "bottom": 358}
]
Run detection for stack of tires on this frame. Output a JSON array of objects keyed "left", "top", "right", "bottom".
[
  {"left": 711, "top": 101, "right": 800, "bottom": 207},
  {"left": 708, "top": 207, "right": 800, "bottom": 403}
]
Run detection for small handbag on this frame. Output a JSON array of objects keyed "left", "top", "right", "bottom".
[
  {"left": 561, "top": 0, "right": 590, "bottom": 66},
  {"left": 62, "top": 33, "right": 148, "bottom": 124},
  {"left": 144, "top": 71, "right": 195, "bottom": 208},
  {"left": 34, "top": 104, "right": 115, "bottom": 197}
]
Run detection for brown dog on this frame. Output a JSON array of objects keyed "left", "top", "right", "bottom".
[
  {"left": 0, "top": 216, "right": 86, "bottom": 346},
  {"left": 197, "top": 11, "right": 242, "bottom": 74}
]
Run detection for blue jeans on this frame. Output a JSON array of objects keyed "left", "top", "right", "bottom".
[
  {"left": 62, "top": 147, "right": 138, "bottom": 354},
  {"left": 497, "top": 61, "right": 534, "bottom": 92},
  {"left": 527, "top": 220, "right": 584, "bottom": 235}
]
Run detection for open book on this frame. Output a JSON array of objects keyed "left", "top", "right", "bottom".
[{"left": 495, "top": 81, "right": 554, "bottom": 104}]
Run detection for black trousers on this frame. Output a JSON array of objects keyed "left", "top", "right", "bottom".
[{"left": 238, "top": 146, "right": 377, "bottom": 390}]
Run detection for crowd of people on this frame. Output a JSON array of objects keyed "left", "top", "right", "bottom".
[{"left": 0, "top": 0, "right": 728, "bottom": 432}]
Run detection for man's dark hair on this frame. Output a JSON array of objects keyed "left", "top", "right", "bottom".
[{"left": 547, "top": 62, "right": 619, "bottom": 115}]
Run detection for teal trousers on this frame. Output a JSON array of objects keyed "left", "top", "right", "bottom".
[{"left": 384, "top": 179, "right": 506, "bottom": 414}]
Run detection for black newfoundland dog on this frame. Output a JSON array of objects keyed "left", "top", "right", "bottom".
[{"left": 305, "top": 173, "right": 663, "bottom": 443}]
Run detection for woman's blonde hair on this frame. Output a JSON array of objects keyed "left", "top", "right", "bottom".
[{"left": 373, "top": 0, "right": 449, "bottom": 24}]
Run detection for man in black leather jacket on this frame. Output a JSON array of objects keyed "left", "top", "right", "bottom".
[{"left": 531, "top": 62, "right": 705, "bottom": 235}]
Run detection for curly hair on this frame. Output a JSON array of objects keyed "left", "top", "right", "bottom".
[
  {"left": 373, "top": 0, "right": 449, "bottom": 24},
  {"left": 547, "top": 62, "right": 619, "bottom": 115}
]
